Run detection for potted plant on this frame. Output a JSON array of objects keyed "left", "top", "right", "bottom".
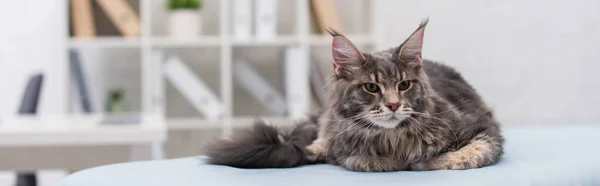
[
  {"left": 105, "top": 89, "right": 126, "bottom": 113},
  {"left": 167, "top": 0, "right": 203, "bottom": 38}
]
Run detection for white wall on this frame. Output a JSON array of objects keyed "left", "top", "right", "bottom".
[
  {"left": 384, "top": 0, "right": 600, "bottom": 125},
  {"left": 0, "top": 1, "right": 67, "bottom": 117}
]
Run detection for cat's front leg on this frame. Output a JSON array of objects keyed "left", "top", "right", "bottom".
[
  {"left": 410, "top": 134, "right": 503, "bottom": 170},
  {"left": 342, "top": 156, "right": 405, "bottom": 172}
]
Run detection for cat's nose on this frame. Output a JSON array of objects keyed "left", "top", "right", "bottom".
[{"left": 385, "top": 103, "right": 400, "bottom": 112}]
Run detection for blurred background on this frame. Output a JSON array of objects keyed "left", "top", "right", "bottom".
[{"left": 0, "top": 0, "right": 599, "bottom": 185}]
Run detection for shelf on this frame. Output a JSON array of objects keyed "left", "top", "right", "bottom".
[
  {"left": 232, "top": 36, "right": 298, "bottom": 47},
  {"left": 60, "top": 1, "right": 379, "bottom": 137},
  {"left": 69, "top": 37, "right": 141, "bottom": 48},
  {"left": 152, "top": 36, "right": 222, "bottom": 47},
  {"left": 167, "top": 117, "right": 296, "bottom": 130},
  {"left": 0, "top": 114, "right": 166, "bottom": 147},
  {"left": 310, "top": 34, "right": 375, "bottom": 46},
  {"left": 68, "top": 35, "right": 375, "bottom": 48},
  {"left": 68, "top": 36, "right": 302, "bottom": 48}
]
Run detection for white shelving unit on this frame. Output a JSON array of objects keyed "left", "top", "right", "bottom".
[
  {"left": 0, "top": 0, "right": 385, "bottom": 172},
  {"left": 64, "top": 0, "right": 383, "bottom": 137},
  {"left": 0, "top": 114, "right": 164, "bottom": 147}
]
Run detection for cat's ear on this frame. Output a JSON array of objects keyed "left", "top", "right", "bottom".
[
  {"left": 328, "top": 28, "right": 365, "bottom": 76},
  {"left": 398, "top": 18, "right": 428, "bottom": 67}
]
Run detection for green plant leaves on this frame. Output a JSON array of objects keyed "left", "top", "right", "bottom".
[{"left": 167, "top": 0, "right": 203, "bottom": 10}]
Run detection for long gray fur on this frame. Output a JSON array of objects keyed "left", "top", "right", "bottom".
[{"left": 203, "top": 19, "right": 503, "bottom": 172}]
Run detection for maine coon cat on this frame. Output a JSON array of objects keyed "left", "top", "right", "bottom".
[{"left": 204, "top": 19, "right": 504, "bottom": 172}]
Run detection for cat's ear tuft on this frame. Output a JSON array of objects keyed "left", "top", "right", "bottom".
[
  {"left": 331, "top": 32, "right": 365, "bottom": 76},
  {"left": 398, "top": 18, "right": 428, "bottom": 66},
  {"left": 326, "top": 27, "right": 342, "bottom": 37}
]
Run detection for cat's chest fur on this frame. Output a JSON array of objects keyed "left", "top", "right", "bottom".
[
  {"left": 378, "top": 123, "right": 453, "bottom": 162},
  {"left": 323, "top": 116, "right": 455, "bottom": 165}
]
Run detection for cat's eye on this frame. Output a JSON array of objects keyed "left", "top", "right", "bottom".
[
  {"left": 363, "top": 83, "right": 380, "bottom": 93},
  {"left": 398, "top": 81, "right": 412, "bottom": 91}
]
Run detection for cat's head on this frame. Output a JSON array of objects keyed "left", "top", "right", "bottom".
[{"left": 328, "top": 19, "right": 430, "bottom": 129}]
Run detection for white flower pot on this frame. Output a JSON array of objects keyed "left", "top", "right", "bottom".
[{"left": 169, "top": 10, "right": 201, "bottom": 39}]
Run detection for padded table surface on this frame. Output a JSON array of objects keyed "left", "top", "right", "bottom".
[{"left": 57, "top": 125, "right": 600, "bottom": 186}]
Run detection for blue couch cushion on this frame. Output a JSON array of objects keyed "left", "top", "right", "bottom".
[{"left": 57, "top": 125, "right": 600, "bottom": 186}]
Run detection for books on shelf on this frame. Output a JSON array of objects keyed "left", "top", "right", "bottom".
[
  {"left": 284, "top": 46, "right": 310, "bottom": 119},
  {"left": 254, "top": 0, "right": 278, "bottom": 40},
  {"left": 164, "top": 56, "right": 223, "bottom": 122},
  {"left": 310, "top": 0, "right": 344, "bottom": 34},
  {"left": 95, "top": 0, "right": 140, "bottom": 37},
  {"left": 233, "top": 60, "right": 287, "bottom": 116},
  {"left": 70, "top": 0, "right": 96, "bottom": 37},
  {"left": 231, "top": 0, "right": 253, "bottom": 40}
]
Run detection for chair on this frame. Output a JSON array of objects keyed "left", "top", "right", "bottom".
[{"left": 14, "top": 73, "right": 44, "bottom": 186}]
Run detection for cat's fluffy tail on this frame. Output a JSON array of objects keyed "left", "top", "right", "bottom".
[{"left": 203, "top": 118, "right": 319, "bottom": 168}]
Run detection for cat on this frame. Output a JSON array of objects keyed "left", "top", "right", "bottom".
[{"left": 203, "top": 18, "right": 504, "bottom": 172}]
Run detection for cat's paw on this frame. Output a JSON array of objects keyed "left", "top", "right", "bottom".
[
  {"left": 412, "top": 139, "right": 497, "bottom": 171},
  {"left": 410, "top": 151, "right": 479, "bottom": 170},
  {"left": 305, "top": 143, "right": 326, "bottom": 161},
  {"left": 343, "top": 156, "right": 404, "bottom": 172}
]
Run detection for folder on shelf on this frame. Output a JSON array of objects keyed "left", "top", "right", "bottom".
[
  {"left": 309, "top": 58, "right": 327, "bottom": 107},
  {"left": 233, "top": 60, "right": 287, "bottom": 116},
  {"left": 231, "top": 0, "right": 253, "bottom": 40},
  {"left": 95, "top": 0, "right": 140, "bottom": 37},
  {"left": 164, "top": 56, "right": 224, "bottom": 121},
  {"left": 284, "top": 46, "right": 310, "bottom": 119},
  {"left": 310, "top": 0, "right": 344, "bottom": 34},
  {"left": 254, "top": 0, "right": 278, "bottom": 40},
  {"left": 69, "top": 49, "right": 94, "bottom": 113},
  {"left": 150, "top": 51, "right": 166, "bottom": 114},
  {"left": 70, "top": 0, "right": 96, "bottom": 37}
]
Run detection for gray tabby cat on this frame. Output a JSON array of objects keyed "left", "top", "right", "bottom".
[{"left": 204, "top": 19, "right": 504, "bottom": 172}]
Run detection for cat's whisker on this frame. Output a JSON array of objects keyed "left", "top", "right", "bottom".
[
  {"left": 406, "top": 111, "right": 459, "bottom": 149},
  {"left": 408, "top": 116, "right": 439, "bottom": 149},
  {"left": 405, "top": 117, "right": 423, "bottom": 150},
  {"left": 324, "top": 120, "right": 366, "bottom": 163},
  {"left": 361, "top": 123, "right": 381, "bottom": 160},
  {"left": 428, "top": 100, "right": 474, "bottom": 116},
  {"left": 322, "top": 113, "right": 368, "bottom": 134},
  {"left": 324, "top": 107, "right": 367, "bottom": 122},
  {"left": 406, "top": 117, "right": 426, "bottom": 137}
]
